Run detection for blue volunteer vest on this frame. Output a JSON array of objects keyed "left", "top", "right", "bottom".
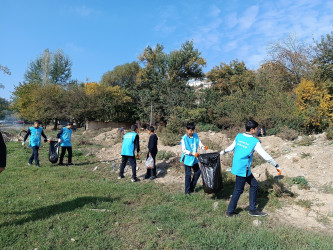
[
  {"left": 29, "top": 127, "right": 43, "bottom": 147},
  {"left": 231, "top": 133, "right": 259, "bottom": 177},
  {"left": 121, "top": 132, "right": 137, "bottom": 156},
  {"left": 180, "top": 133, "right": 200, "bottom": 166},
  {"left": 60, "top": 127, "right": 72, "bottom": 147}
]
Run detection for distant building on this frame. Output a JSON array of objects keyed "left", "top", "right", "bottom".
[{"left": 187, "top": 79, "right": 212, "bottom": 89}]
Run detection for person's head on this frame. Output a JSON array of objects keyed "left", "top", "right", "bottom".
[
  {"left": 147, "top": 126, "right": 155, "bottom": 134},
  {"left": 34, "top": 120, "right": 41, "bottom": 128},
  {"left": 245, "top": 120, "right": 259, "bottom": 134},
  {"left": 131, "top": 124, "right": 138, "bottom": 132},
  {"left": 66, "top": 122, "right": 73, "bottom": 129},
  {"left": 186, "top": 122, "right": 196, "bottom": 137}
]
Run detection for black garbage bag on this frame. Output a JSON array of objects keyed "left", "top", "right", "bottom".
[
  {"left": 198, "top": 152, "right": 222, "bottom": 194},
  {"left": 49, "top": 141, "right": 59, "bottom": 164}
]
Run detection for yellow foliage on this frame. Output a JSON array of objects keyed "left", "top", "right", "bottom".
[{"left": 295, "top": 79, "right": 333, "bottom": 131}]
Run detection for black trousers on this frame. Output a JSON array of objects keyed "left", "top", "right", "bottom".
[
  {"left": 59, "top": 146, "right": 72, "bottom": 164},
  {"left": 29, "top": 146, "right": 39, "bottom": 166},
  {"left": 119, "top": 155, "right": 137, "bottom": 178}
]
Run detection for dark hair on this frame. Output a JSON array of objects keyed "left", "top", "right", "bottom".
[
  {"left": 131, "top": 124, "right": 138, "bottom": 131},
  {"left": 186, "top": 122, "right": 195, "bottom": 130},
  {"left": 34, "top": 120, "right": 41, "bottom": 124},
  {"left": 147, "top": 126, "right": 155, "bottom": 132},
  {"left": 245, "top": 120, "right": 259, "bottom": 132},
  {"left": 67, "top": 122, "right": 73, "bottom": 125}
]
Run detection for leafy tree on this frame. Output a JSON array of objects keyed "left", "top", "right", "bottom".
[
  {"left": 137, "top": 41, "right": 206, "bottom": 123},
  {"left": 100, "top": 61, "right": 140, "bottom": 88},
  {"left": 314, "top": 30, "right": 333, "bottom": 82},
  {"left": 0, "top": 64, "right": 11, "bottom": 89},
  {"left": 24, "top": 49, "right": 72, "bottom": 85},
  {"left": 295, "top": 79, "right": 333, "bottom": 132},
  {"left": 206, "top": 60, "right": 255, "bottom": 95},
  {"left": 0, "top": 98, "right": 9, "bottom": 119}
]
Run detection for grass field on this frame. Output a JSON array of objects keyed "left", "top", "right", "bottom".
[{"left": 1, "top": 135, "right": 333, "bottom": 249}]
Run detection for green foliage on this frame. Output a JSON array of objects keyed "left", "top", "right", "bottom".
[
  {"left": 291, "top": 176, "right": 310, "bottom": 190},
  {"left": 196, "top": 123, "right": 220, "bottom": 132},
  {"left": 159, "top": 131, "right": 181, "bottom": 146},
  {"left": 325, "top": 126, "right": 333, "bottom": 140},
  {"left": 300, "top": 152, "right": 311, "bottom": 159},
  {"left": 0, "top": 97, "right": 9, "bottom": 119},
  {"left": 156, "top": 150, "right": 175, "bottom": 160},
  {"left": 314, "top": 30, "right": 333, "bottom": 82},
  {"left": 276, "top": 126, "right": 299, "bottom": 141},
  {"left": 297, "top": 136, "right": 314, "bottom": 146},
  {"left": 296, "top": 199, "right": 312, "bottom": 209}
]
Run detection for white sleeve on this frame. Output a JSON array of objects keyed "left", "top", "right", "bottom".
[
  {"left": 221, "top": 140, "right": 236, "bottom": 154},
  {"left": 254, "top": 142, "right": 278, "bottom": 167},
  {"left": 198, "top": 139, "right": 205, "bottom": 150},
  {"left": 181, "top": 138, "right": 191, "bottom": 155}
]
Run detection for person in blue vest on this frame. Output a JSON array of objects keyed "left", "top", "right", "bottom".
[
  {"left": 220, "top": 120, "right": 282, "bottom": 217},
  {"left": 180, "top": 122, "right": 208, "bottom": 195},
  {"left": 57, "top": 122, "right": 74, "bottom": 166},
  {"left": 22, "top": 120, "right": 48, "bottom": 167},
  {"left": 118, "top": 124, "right": 140, "bottom": 182}
]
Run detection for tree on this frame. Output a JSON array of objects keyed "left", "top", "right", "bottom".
[
  {"left": 100, "top": 61, "right": 140, "bottom": 88},
  {"left": 206, "top": 59, "right": 255, "bottom": 95},
  {"left": 295, "top": 79, "right": 333, "bottom": 132},
  {"left": 314, "top": 30, "right": 333, "bottom": 82},
  {"left": 0, "top": 64, "right": 11, "bottom": 89},
  {"left": 0, "top": 98, "right": 9, "bottom": 119},
  {"left": 267, "top": 34, "right": 313, "bottom": 85},
  {"left": 137, "top": 41, "right": 206, "bottom": 123},
  {"left": 24, "top": 49, "right": 72, "bottom": 85}
]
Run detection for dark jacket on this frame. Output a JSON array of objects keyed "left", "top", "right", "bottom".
[
  {"left": 148, "top": 133, "right": 158, "bottom": 156},
  {"left": 0, "top": 132, "right": 6, "bottom": 168}
]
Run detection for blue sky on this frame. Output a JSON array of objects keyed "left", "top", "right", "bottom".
[{"left": 1, "top": 0, "right": 332, "bottom": 100}]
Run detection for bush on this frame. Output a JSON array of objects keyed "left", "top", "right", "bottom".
[
  {"left": 326, "top": 126, "right": 333, "bottom": 140},
  {"left": 160, "top": 132, "right": 181, "bottom": 146},
  {"left": 277, "top": 126, "right": 299, "bottom": 140},
  {"left": 296, "top": 136, "right": 314, "bottom": 146},
  {"left": 291, "top": 176, "right": 310, "bottom": 190},
  {"left": 156, "top": 150, "right": 175, "bottom": 160},
  {"left": 197, "top": 123, "right": 220, "bottom": 132}
]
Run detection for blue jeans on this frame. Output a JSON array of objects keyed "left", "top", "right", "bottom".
[
  {"left": 29, "top": 146, "right": 39, "bottom": 166},
  {"left": 184, "top": 163, "right": 201, "bottom": 194},
  {"left": 119, "top": 155, "right": 137, "bottom": 178},
  {"left": 227, "top": 174, "right": 258, "bottom": 214}
]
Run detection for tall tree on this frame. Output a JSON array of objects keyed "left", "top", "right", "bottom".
[{"left": 314, "top": 30, "right": 333, "bottom": 82}]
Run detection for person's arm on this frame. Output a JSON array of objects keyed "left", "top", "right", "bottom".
[
  {"left": 198, "top": 139, "right": 207, "bottom": 151},
  {"left": 254, "top": 142, "right": 281, "bottom": 174},
  {"left": 134, "top": 134, "right": 140, "bottom": 153},
  {"left": 23, "top": 129, "right": 31, "bottom": 142},
  {"left": 148, "top": 135, "right": 154, "bottom": 154},
  {"left": 56, "top": 128, "right": 63, "bottom": 139},
  {"left": 181, "top": 138, "right": 192, "bottom": 155},
  {"left": 41, "top": 130, "right": 48, "bottom": 140},
  {"left": 220, "top": 140, "right": 236, "bottom": 155}
]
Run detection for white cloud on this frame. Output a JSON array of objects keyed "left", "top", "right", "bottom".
[
  {"left": 74, "top": 5, "right": 101, "bottom": 17},
  {"left": 238, "top": 5, "right": 259, "bottom": 30}
]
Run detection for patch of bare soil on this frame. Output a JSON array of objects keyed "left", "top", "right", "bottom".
[{"left": 92, "top": 128, "right": 333, "bottom": 234}]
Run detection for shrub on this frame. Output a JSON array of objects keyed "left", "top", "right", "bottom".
[
  {"left": 291, "top": 176, "right": 310, "bottom": 190},
  {"left": 277, "top": 126, "right": 299, "bottom": 140},
  {"left": 326, "top": 126, "right": 333, "bottom": 140},
  {"left": 296, "top": 136, "right": 314, "bottom": 146},
  {"left": 156, "top": 150, "right": 175, "bottom": 160},
  {"left": 296, "top": 199, "right": 312, "bottom": 209},
  {"left": 160, "top": 132, "right": 181, "bottom": 146},
  {"left": 197, "top": 123, "right": 220, "bottom": 132}
]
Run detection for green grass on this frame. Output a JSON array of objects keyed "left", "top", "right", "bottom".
[
  {"left": 1, "top": 141, "right": 333, "bottom": 249},
  {"left": 156, "top": 150, "right": 175, "bottom": 160}
]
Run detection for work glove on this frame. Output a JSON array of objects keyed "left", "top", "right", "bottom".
[
  {"left": 204, "top": 146, "right": 208, "bottom": 150},
  {"left": 22, "top": 141, "right": 25, "bottom": 146},
  {"left": 220, "top": 150, "right": 225, "bottom": 155},
  {"left": 194, "top": 153, "right": 200, "bottom": 158},
  {"left": 275, "top": 164, "right": 282, "bottom": 176},
  {"left": 137, "top": 154, "right": 140, "bottom": 159}
]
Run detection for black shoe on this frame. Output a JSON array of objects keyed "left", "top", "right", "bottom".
[
  {"left": 117, "top": 175, "right": 125, "bottom": 180},
  {"left": 36, "top": 165, "right": 40, "bottom": 168},
  {"left": 131, "top": 177, "right": 140, "bottom": 182},
  {"left": 144, "top": 175, "right": 150, "bottom": 179},
  {"left": 185, "top": 193, "right": 191, "bottom": 196},
  {"left": 226, "top": 212, "right": 239, "bottom": 217},
  {"left": 67, "top": 163, "right": 74, "bottom": 166},
  {"left": 58, "top": 163, "right": 64, "bottom": 166},
  {"left": 249, "top": 210, "right": 267, "bottom": 217},
  {"left": 149, "top": 176, "right": 156, "bottom": 180}
]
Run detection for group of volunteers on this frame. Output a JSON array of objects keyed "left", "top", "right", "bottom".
[
  {"left": 118, "top": 119, "right": 281, "bottom": 217},
  {"left": 0, "top": 118, "right": 282, "bottom": 217}
]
